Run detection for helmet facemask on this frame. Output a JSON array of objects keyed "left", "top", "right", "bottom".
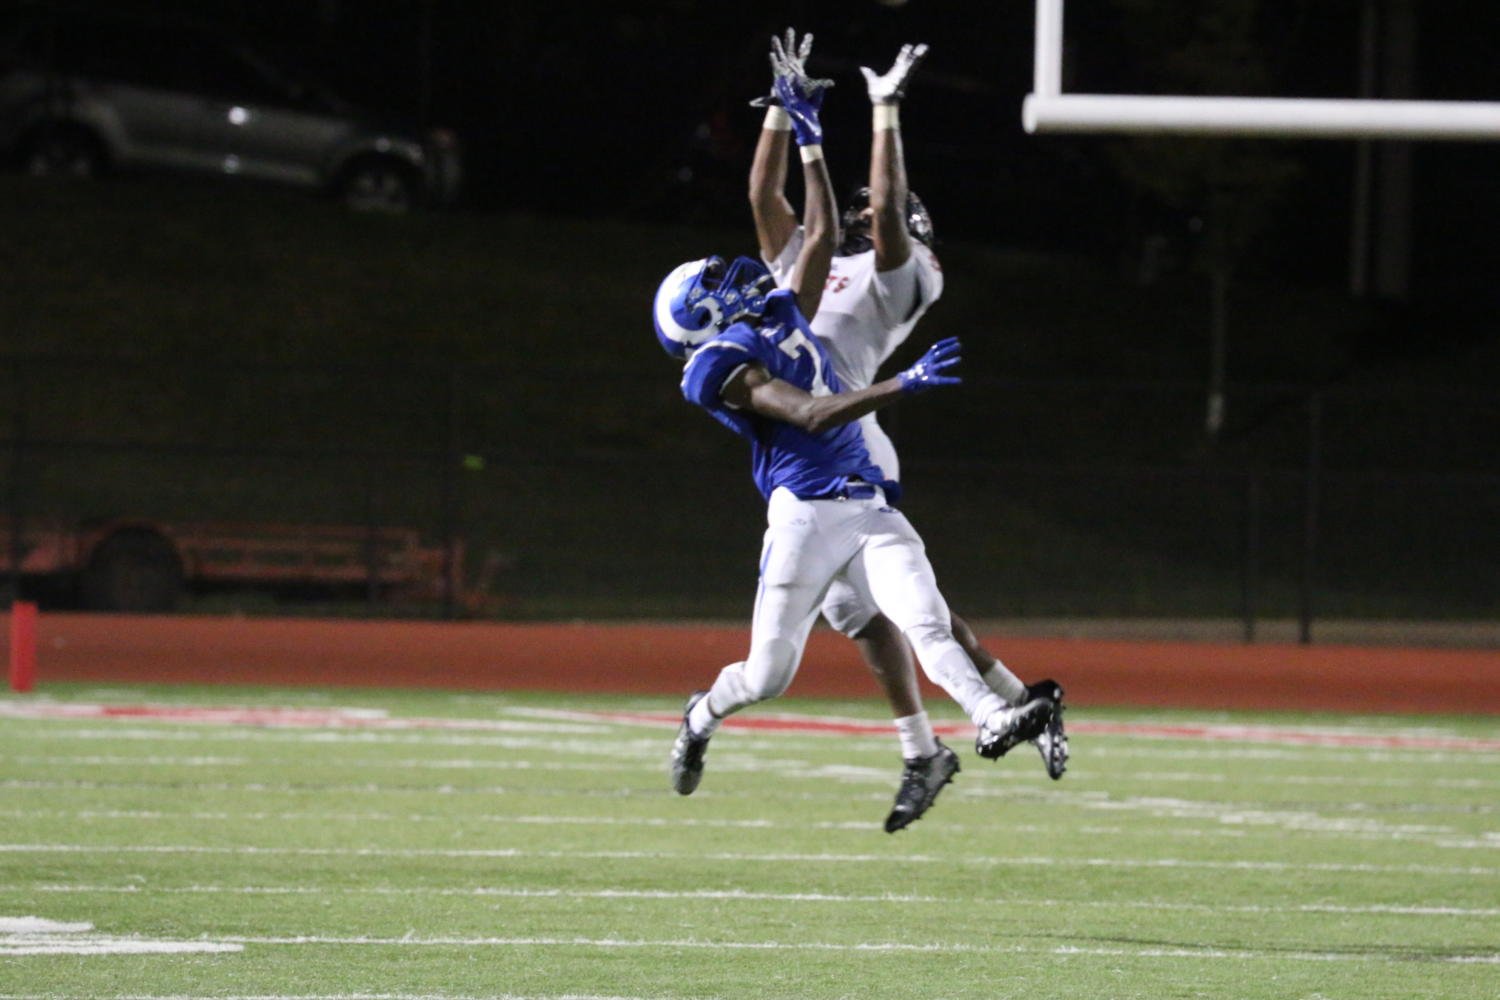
[
  {"left": 837, "top": 187, "right": 935, "bottom": 256},
  {"left": 653, "top": 255, "right": 775, "bottom": 359}
]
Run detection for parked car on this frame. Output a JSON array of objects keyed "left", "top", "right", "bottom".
[{"left": 0, "top": 8, "right": 461, "bottom": 211}]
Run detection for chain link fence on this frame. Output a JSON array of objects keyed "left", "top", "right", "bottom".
[{"left": 3, "top": 355, "right": 1495, "bottom": 637}]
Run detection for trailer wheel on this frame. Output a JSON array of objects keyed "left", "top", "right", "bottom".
[{"left": 81, "top": 529, "right": 183, "bottom": 612}]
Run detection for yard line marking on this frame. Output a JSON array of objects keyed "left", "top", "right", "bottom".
[
  {"left": 0, "top": 995, "right": 673, "bottom": 1000},
  {"left": 13, "top": 749, "right": 1500, "bottom": 792},
  {"left": 10, "top": 884, "right": 1500, "bottom": 917},
  {"left": 0, "top": 916, "right": 242, "bottom": 957},
  {"left": 537, "top": 707, "right": 1500, "bottom": 753},
  {"left": 6, "top": 701, "right": 1498, "bottom": 753},
  {"left": 199, "top": 933, "right": 1500, "bottom": 965},
  {"left": 0, "top": 702, "right": 603, "bottom": 734},
  {"left": 23, "top": 726, "right": 1500, "bottom": 769},
  {"left": 0, "top": 996, "right": 674, "bottom": 1000},
  {"left": 2, "top": 779, "right": 1493, "bottom": 830},
  {"left": 0, "top": 754, "right": 648, "bottom": 774},
  {"left": 2, "top": 844, "right": 1495, "bottom": 876},
  {"left": 7, "top": 806, "right": 1495, "bottom": 851}
]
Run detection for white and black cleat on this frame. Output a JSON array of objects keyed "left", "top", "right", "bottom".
[
  {"left": 975, "top": 696, "right": 1054, "bottom": 761},
  {"left": 670, "top": 690, "right": 712, "bottom": 795},
  {"left": 885, "top": 741, "right": 960, "bottom": 833},
  {"left": 1026, "top": 679, "right": 1069, "bottom": 780}
]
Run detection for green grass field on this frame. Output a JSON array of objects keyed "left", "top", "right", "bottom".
[{"left": 1, "top": 683, "right": 1497, "bottom": 999}]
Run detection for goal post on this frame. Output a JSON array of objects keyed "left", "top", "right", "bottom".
[{"left": 1024, "top": 0, "right": 1500, "bottom": 141}]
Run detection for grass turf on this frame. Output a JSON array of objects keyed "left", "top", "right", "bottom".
[{"left": 1, "top": 683, "right": 1497, "bottom": 999}]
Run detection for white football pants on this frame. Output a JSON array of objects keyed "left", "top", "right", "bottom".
[{"left": 704, "top": 487, "right": 1007, "bottom": 728}]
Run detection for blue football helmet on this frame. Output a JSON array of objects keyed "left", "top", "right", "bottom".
[{"left": 653, "top": 255, "right": 773, "bottom": 358}]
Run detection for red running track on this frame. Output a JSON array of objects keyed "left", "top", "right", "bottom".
[{"left": 4, "top": 612, "right": 1498, "bottom": 715}]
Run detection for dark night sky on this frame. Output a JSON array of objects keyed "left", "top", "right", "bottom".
[{"left": 16, "top": 1, "right": 1500, "bottom": 302}]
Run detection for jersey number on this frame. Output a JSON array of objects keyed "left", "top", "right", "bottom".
[{"left": 772, "top": 327, "right": 830, "bottom": 396}]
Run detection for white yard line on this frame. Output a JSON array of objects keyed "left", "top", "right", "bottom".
[
  {"left": 0, "top": 995, "right": 678, "bottom": 1000},
  {"left": 158, "top": 933, "right": 1500, "bottom": 965},
  {"left": 0, "top": 843, "right": 1494, "bottom": 876},
  {"left": 0, "top": 996, "right": 669, "bottom": 1000},
  {"left": 10, "top": 752, "right": 1500, "bottom": 792},
  {"left": 4, "top": 806, "right": 1495, "bottom": 851},
  {"left": 6, "top": 701, "right": 1498, "bottom": 753},
  {"left": 21, "top": 725, "right": 1500, "bottom": 769},
  {"left": 7, "top": 883, "right": 1498, "bottom": 917}
]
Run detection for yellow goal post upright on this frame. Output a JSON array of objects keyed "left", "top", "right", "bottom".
[{"left": 1022, "top": 0, "right": 1500, "bottom": 140}]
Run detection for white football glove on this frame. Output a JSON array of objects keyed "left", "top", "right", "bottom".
[
  {"left": 860, "top": 42, "right": 929, "bottom": 104},
  {"left": 750, "top": 27, "right": 834, "bottom": 108}
]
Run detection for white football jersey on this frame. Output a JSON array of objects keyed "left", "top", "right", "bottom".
[{"left": 767, "top": 227, "right": 944, "bottom": 481}]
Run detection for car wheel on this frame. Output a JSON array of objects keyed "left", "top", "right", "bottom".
[
  {"left": 80, "top": 529, "right": 183, "bottom": 612},
  {"left": 338, "top": 158, "right": 420, "bottom": 213},
  {"left": 23, "top": 123, "right": 107, "bottom": 178}
]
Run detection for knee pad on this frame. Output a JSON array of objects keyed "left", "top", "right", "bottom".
[{"left": 742, "top": 636, "right": 800, "bottom": 701}]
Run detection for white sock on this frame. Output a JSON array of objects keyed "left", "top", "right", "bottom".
[
  {"left": 687, "top": 693, "right": 722, "bottom": 737},
  {"left": 978, "top": 657, "right": 1027, "bottom": 705},
  {"left": 893, "top": 711, "right": 939, "bottom": 760}
]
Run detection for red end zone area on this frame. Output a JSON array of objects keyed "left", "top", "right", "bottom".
[{"left": 4, "top": 611, "right": 1498, "bottom": 714}]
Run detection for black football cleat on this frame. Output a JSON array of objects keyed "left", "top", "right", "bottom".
[
  {"left": 1026, "top": 679, "right": 1069, "bottom": 780},
  {"left": 670, "top": 690, "right": 712, "bottom": 795},
  {"left": 975, "top": 696, "right": 1054, "bottom": 760},
  {"left": 884, "top": 742, "right": 960, "bottom": 833}
]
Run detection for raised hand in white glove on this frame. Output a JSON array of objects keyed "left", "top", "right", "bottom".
[{"left": 860, "top": 42, "right": 929, "bottom": 104}]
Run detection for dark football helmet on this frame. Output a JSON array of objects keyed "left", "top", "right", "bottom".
[{"left": 837, "top": 187, "right": 935, "bottom": 256}]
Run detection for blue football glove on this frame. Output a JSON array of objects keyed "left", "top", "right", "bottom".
[
  {"left": 774, "top": 74, "right": 824, "bottom": 146},
  {"left": 765, "top": 28, "right": 833, "bottom": 146},
  {"left": 898, "top": 337, "right": 962, "bottom": 394}
]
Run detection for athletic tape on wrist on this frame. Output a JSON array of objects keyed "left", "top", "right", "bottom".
[
  {"left": 799, "top": 143, "right": 824, "bottom": 163},
  {"left": 874, "top": 103, "right": 900, "bottom": 130},
  {"left": 763, "top": 106, "right": 792, "bottom": 131}
]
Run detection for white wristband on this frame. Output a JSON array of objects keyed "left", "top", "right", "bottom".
[
  {"left": 874, "top": 103, "right": 900, "bottom": 131},
  {"left": 799, "top": 144, "right": 824, "bottom": 163},
  {"left": 763, "top": 106, "right": 792, "bottom": 131}
]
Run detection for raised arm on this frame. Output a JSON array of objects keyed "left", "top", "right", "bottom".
[
  {"left": 770, "top": 37, "right": 838, "bottom": 321},
  {"left": 748, "top": 30, "right": 803, "bottom": 262},
  {"left": 860, "top": 43, "right": 928, "bottom": 272},
  {"left": 723, "top": 337, "right": 962, "bottom": 435}
]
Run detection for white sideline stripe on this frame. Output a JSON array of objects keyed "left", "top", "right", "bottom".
[
  {"left": 12, "top": 884, "right": 1500, "bottom": 917},
  {"left": 1, "top": 844, "right": 1495, "bottom": 876},
  {"left": 198, "top": 933, "right": 1500, "bottom": 965}
]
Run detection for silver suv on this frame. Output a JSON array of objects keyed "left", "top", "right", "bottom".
[{"left": 0, "top": 10, "right": 461, "bottom": 211}]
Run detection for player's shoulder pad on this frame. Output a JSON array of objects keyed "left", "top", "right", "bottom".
[
  {"left": 681, "top": 323, "right": 762, "bottom": 408},
  {"left": 763, "top": 287, "right": 805, "bottom": 329}
]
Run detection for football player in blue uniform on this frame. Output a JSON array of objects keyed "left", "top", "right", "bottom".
[
  {"left": 653, "top": 36, "right": 1054, "bottom": 831},
  {"left": 748, "top": 33, "right": 1069, "bottom": 796}
]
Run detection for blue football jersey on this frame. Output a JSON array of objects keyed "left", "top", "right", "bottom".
[{"left": 681, "top": 289, "right": 885, "bottom": 500}]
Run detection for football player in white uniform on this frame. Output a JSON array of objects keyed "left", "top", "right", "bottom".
[
  {"left": 748, "top": 35, "right": 1069, "bottom": 822},
  {"left": 658, "top": 34, "right": 1054, "bottom": 832}
]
